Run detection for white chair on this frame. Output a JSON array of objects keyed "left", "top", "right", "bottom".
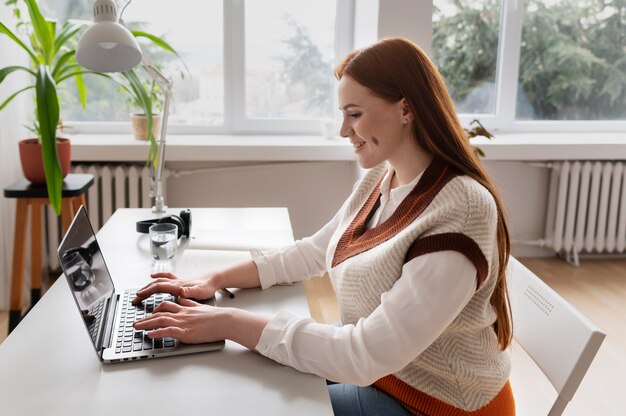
[{"left": 507, "top": 257, "right": 606, "bottom": 416}]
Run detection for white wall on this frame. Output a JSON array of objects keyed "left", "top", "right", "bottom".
[
  {"left": 163, "top": 159, "right": 552, "bottom": 257},
  {"left": 484, "top": 161, "right": 552, "bottom": 257},
  {"left": 166, "top": 161, "right": 358, "bottom": 239},
  {"left": 0, "top": 5, "right": 29, "bottom": 310}
]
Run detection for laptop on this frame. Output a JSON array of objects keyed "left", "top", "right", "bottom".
[{"left": 57, "top": 206, "right": 225, "bottom": 363}]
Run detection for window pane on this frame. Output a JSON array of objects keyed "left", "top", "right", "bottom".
[
  {"left": 245, "top": 0, "right": 336, "bottom": 119},
  {"left": 432, "top": 0, "right": 502, "bottom": 115},
  {"left": 42, "top": 0, "right": 223, "bottom": 125},
  {"left": 517, "top": 0, "right": 626, "bottom": 120}
]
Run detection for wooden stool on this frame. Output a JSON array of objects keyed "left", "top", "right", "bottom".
[{"left": 4, "top": 173, "right": 94, "bottom": 334}]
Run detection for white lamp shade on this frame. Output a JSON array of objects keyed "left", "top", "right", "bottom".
[{"left": 76, "top": 21, "right": 142, "bottom": 72}]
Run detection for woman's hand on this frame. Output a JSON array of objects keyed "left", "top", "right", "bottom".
[
  {"left": 133, "top": 298, "right": 229, "bottom": 344},
  {"left": 131, "top": 272, "right": 220, "bottom": 305},
  {"left": 133, "top": 298, "right": 272, "bottom": 349}
]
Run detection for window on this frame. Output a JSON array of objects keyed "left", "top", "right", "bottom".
[
  {"left": 40, "top": 0, "right": 345, "bottom": 134},
  {"left": 430, "top": 0, "right": 626, "bottom": 132},
  {"left": 432, "top": 0, "right": 502, "bottom": 115},
  {"left": 39, "top": 0, "right": 625, "bottom": 134},
  {"left": 517, "top": 0, "right": 626, "bottom": 121},
  {"left": 244, "top": 0, "right": 336, "bottom": 120}
]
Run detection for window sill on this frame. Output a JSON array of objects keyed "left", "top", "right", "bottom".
[
  {"left": 68, "top": 134, "right": 355, "bottom": 162},
  {"left": 471, "top": 133, "right": 626, "bottom": 161},
  {"left": 66, "top": 132, "right": 626, "bottom": 163}
]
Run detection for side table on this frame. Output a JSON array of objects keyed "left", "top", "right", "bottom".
[{"left": 4, "top": 173, "right": 94, "bottom": 334}]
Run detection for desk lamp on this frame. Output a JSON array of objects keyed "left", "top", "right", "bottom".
[{"left": 76, "top": 0, "right": 172, "bottom": 214}]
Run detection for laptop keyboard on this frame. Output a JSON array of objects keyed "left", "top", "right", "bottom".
[
  {"left": 115, "top": 289, "right": 177, "bottom": 354},
  {"left": 86, "top": 298, "right": 106, "bottom": 343}
]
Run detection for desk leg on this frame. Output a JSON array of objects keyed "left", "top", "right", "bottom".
[
  {"left": 30, "top": 200, "right": 43, "bottom": 307},
  {"left": 9, "top": 199, "right": 29, "bottom": 334}
]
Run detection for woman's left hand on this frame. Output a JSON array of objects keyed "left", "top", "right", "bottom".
[{"left": 133, "top": 298, "right": 229, "bottom": 344}]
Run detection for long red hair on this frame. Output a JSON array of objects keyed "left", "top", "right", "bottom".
[{"left": 335, "top": 38, "right": 512, "bottom": 350}]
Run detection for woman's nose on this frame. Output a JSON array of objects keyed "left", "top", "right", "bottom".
[{"left": 339, "top": 120, "right": 352, "bottom": 138}]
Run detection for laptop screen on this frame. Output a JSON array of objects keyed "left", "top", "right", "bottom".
[{"left": 58, "top": 206, "right": 114, "bottom": 347}]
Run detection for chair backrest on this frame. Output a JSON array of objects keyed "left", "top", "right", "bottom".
[{"left": 507, "top": 257, "right": 606, "bottom": 416}]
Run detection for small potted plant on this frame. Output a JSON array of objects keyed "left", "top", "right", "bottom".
[
  {"left": 463, "top": 119, "right": 494, "bottom": 157},
  {"left": 128, "top": 73, "right": 163, "bottom": 142},
  {"left": 109, "top": 30, "right": 184, "bottom": 165},
  {"left": 0, "top": 0, "right": 108, "bottom": 214}
]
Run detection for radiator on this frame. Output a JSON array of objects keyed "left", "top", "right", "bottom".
[
  {"left": 544, "top": 161, "right": 626, "bottom": 265},
  {"left": 46, "top": 163, "right": 164, "bottom": 271}
]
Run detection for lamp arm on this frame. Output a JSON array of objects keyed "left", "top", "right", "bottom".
[{"left": 141, "top": 54, "right": 172, "bottom": 214}]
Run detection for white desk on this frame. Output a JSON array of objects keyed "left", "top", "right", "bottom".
[{"left": 0, "top": 208, "right": 333, "bottom": 416}]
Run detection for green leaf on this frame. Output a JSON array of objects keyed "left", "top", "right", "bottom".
[
  {"left": 131, "top": 31, "right": 177, "bottom": 54},
  {"left": 24, "top": 0, "right": 55, "bottom": 64},
  {"left": 35, "top": 65, "right": 62, "bottom": 215},
  {"left": 54, "top": 21, "right": 87, "bottom": 55},
  {"left": 131, "top": 30, "right": 190, "bottom": 76},
  {"left": 52, "top": 50, "right": 75, "bottom": 79},
  {"left": 0, "top": 66, "right": 35, "bottom": 84},
  {"left": 75, "top": 71, "right": 87, "bottom": 108},
  {"left": 55, "top": 69, "right": 95, "bottom": 84},
  {"left": 55, "top": 64, "right": 82, "bottom": 81},
  {"left": 0, "top": 21, "right": 38, "bottom": 62},
  {"left": 0, "top": 85, "right": 35, "bottom": 111}
]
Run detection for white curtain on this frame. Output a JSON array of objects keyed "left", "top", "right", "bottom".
[{"left": 0, "top": 6, "right": 29, "bottom": 310}]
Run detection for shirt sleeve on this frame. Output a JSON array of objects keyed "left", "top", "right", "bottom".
[
  {"left": 255, "top": 250, "right": 477, "bottom": 386},
  {"left": 253, "top": 209, "right": 342, "bottom": 289}
]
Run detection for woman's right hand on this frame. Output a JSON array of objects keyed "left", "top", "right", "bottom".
[{"left": 131, "top": 272, "right": 219, "bottom": 305}]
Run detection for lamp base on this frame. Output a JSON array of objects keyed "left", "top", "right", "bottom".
[{"left": 152, "top": 204, "right": 168, "bottom": 214}]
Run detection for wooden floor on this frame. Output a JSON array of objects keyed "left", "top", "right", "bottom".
[{"left": 2, "top": 257, "right": 625, "bottom": 414}]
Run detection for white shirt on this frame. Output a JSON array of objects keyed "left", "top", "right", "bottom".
[{"left": 253, "top": 168, "right": 477, "bottom": 386}]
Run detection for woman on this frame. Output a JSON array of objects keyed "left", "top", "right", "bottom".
[{"left": 133, "top": 37, "right": 515, "bottom": 415}]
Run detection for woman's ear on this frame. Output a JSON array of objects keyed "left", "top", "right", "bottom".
[{"left": 401, "top": 98, "right": 414, "bottom": 124}]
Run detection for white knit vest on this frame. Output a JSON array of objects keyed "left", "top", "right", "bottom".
[{"left": 326, "top": 159, "right": 511, "bottom": 411}]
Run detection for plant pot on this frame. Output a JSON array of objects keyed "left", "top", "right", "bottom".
[
  {"left": 131, "top": 113, "right": 161, "bottom": 141},
  {"left": 18, "top": 138, "right": 71, "bottom": 185}
]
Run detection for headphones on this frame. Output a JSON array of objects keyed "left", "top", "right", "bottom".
[{"left": 136, "top": 209, "right": 192, "bottom": 239}]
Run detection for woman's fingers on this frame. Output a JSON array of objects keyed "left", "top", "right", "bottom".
[
  {"left": 145, "top": 327, "right": 186, "bottom": 340},
  {"left": 133, "top": 303, "right": 221, "bottom": 344},
  {"left": 178, "top": 297, "right": 201, "bottom": 307},
  {"left": 132, "top": 281, "right": 184, "bottom": 305},
  {"left": 153, "top": 300, "right": 181, "bottom": 313},
  {"left": 133, "top": 313, "right": 180, "bottom": 330},
  {"left": 150, "top": 272, "right": 178, "bottom": 280}
]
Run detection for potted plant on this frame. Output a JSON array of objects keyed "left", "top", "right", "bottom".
[
  {"left": 0, "top": 0, "right": 101, "bottom": 215},
  {"left": 463, "top": 119, "right": 494, "bottom": 157},
  {"left": 127, "top": 73, "right": 163, "bottom": 142},
  {"left": 111, "top": 30, "right": 184, "bottom": 166}
]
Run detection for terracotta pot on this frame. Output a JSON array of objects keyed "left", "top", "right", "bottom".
[
  {"left": 18, "top": 138, "right": 71, "bottom": 185},
  {"left": 131, "top": 113, "right": 161, "bottom": 141}
]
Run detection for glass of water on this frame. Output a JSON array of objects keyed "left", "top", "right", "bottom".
[{"left": 149, "top": 223, "right": 178, "bottom": 260}]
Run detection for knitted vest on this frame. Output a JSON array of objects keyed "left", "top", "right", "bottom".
[{"left": 326, "top": 158, "right": 513, "bottom": 414}]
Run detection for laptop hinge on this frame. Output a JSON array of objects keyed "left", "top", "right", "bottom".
[{"left": 98, "top": 294, "right": 119, "bottom": 355}]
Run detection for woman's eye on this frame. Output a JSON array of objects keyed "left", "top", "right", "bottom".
[{"left": 349, "top": 113, "right": 361, "bottom": 119}]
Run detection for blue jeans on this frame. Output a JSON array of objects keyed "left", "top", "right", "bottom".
[{"left": 328, "top": 383, "right": 411, "bottom": 416}]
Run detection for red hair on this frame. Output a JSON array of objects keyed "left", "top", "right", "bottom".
[{"left": 336, "top": 38, "right": 512, "bottom": 350}]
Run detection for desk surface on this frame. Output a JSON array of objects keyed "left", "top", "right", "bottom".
[{"left": 0, "top": 208, "right": 333, "bottom": 415}]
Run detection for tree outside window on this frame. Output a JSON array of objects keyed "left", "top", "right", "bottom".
[{"left": 432, "top": 0, "right": 626, "bottom": 121}]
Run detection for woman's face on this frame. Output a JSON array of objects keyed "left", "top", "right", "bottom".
[{"left": 338, "top": 75, "right": 413, "bottom": 169}]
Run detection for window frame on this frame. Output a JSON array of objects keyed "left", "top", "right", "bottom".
[
  {"left": 65, "top": 0, "right": 625, "bottom": 136},
  {"left": 450, "top": 0, "right": 626, "bottom": 134},
  {"left": 66, "top": 0, "right": 354, "bottom": 136}
]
